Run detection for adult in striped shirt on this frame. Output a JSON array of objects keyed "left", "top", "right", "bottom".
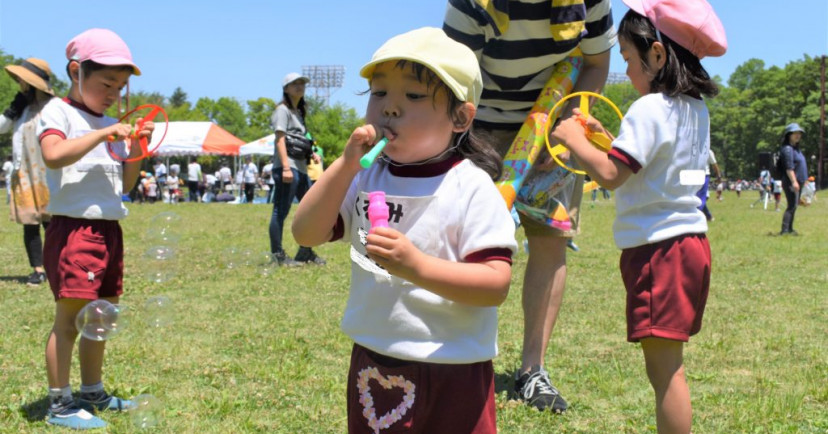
[{"left": 445, "top": 0, "right": 616, "bottom": 414}]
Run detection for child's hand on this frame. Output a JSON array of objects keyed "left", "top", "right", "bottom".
[
  {"left": 134, "top": 117, "right": 155, "bottom": 141},
  {"left": 105, "top": 123, "right": 135, "bottom": 142},
  {"left": 365, "top": 227, "right": 423, "bottom": 281},
  {"left": 344, "top": 124, "right": 382, "bottom": 167}
]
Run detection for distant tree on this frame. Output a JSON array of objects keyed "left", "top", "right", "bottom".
[
  {"left": 170, "top": 87, "right": 188, "bottom": 107},
  {"left": 305, "top": 98, "right": 363, "bottom": 167},
  {"left": 245, "top": 97, "right": 278, "bottom": 141}
]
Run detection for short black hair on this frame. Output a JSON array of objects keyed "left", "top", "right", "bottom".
[
  {"left": 618, "top": 10, "right": 719, "bottom": 98},
  {"left": 65, "top": 60, "right": 134, "bottom": 80}
]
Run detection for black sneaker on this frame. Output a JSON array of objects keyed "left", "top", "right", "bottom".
[
  {"left": 78, "top": 390, "right": 136, "bottom": 412},
  {"left": 294, "top": 247, "right": 326, "bottom": 265},
  {"left": 273, "top": 251, "right": 303, "bottom": 267},
  {"left": 26, "top": 271, "right": 47, "bottom": 286},
  {"left": 514, "top": 366, "right": 568, "bottom": 413}
]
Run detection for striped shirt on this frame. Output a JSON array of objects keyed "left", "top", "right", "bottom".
[{"left": 444, "top": 0, "right": 617, "bottom": 130}]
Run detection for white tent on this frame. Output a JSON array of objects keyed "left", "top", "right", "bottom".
[{"left": 239, "top": 134, "right": 275, "bottom": 156}]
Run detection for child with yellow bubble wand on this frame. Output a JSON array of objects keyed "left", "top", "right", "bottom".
[
  {"left": 38, "top": 29, "right": 152, "bottom": 430},
  {"left": 550, "top": 1, "right": 726, "bottom": 432}
]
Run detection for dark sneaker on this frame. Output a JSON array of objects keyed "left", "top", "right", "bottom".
[
  {"left": 26, "top": 271, "right": 47, "bottom": 286},
  {"left": 78, "top": 391, "right": 136, "bottom": 413},
  {"left": 47, "top": 398, "right": 107, "bottom": 430},
  {"left": 566, "top": 240, "right": 580, "bottom": 252},
  {"left": 514, "top": 366, "right": 568, "bottom": 413},
  {"left": 294, "top": 247, "right": 326, "bottom": 265},
  {"left": 273, "top": 251, "right": 303, "bottom": 267}
]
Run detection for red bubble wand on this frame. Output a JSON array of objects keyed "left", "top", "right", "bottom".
[{"left": 106, "top": 104, "right": 169, "bottom": 162}]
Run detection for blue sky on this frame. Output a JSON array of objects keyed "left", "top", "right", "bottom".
[{"left": 1, "top": 0, "right": 826, "bottom": 116}]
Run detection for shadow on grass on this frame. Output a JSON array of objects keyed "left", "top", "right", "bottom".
[
  {"left": 495, "top": 371, "right": 516, "bottom": 397},
  {"left": 21, "top": 396, "right": 50, "bottom": 422},
  {"left": 0, "top": 275, "right": 28, "bottom": 284}
]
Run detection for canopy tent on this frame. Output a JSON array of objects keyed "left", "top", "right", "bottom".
[
  {"left": 239, "top": 134, "right": 275, "bottom": 156},
  {"left": 149, "top": 122, "right": 245, "bottom": 156}
]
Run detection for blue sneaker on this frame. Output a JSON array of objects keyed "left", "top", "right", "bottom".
[
  {"left": 46, "top": 401, "right": 107, "bottom": 430},
  {"left": 566, "top": 239, "right": 580, "bottom": 252},
  {"left": 79, "top": 391, "right": 136, "bottom": 412}
]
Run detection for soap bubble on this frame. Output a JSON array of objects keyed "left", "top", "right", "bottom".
[
  {"left": 146, "top": 212, "right": 182, "bottom": 245},
  {"left": 75, "top": 300, "right": 127, "bottom": 341},
  {"left": 130, "top": 394, "right": 163, "bottom": 429},
  {"left": 144, "top": 296, "right": 174, "bottom": 328},
  {"left": 144, "top": 270, "right": 175, "bottom": 284},
  {"left": 144, "top": 245, "right": 175, "bottom": 261},
  {"left": 259, "top": 252, "right": 277, "bottom": 276},
  {"left": 221, "top": 247, "right": 239, "bottom": 269}
]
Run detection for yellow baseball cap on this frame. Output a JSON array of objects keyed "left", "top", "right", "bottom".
[{"left": 360, "top": 27, "right": 482, "bottom": 106}]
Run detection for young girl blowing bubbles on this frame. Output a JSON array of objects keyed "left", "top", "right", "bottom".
[
  {"left": 550, "top": 1, "right": 726, "bottom": 432},
  {"left": 293, "top": 27, "right": 516, "bottom": 433}
]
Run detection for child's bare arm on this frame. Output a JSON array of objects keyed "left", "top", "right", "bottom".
[
  {"left": 551, "top": 113, "right": 632, "bottom": 190},
  {"left": 366, "top": 228, "right": 511, "bottom": 307},
  {"left": 41, "top": 123, "right": 133, "bottom": 169}
]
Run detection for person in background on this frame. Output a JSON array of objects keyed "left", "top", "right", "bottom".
[
  {"left": 772, "top": 178, "right": 783, "bottom": 211},
  {"left": 186, "top": 157, "right": 203, "bottom": 202},
  {"left": 2, "top": 155, "right": 12, "bottom": 203},
  {"left": 268, "top": 72, "right": 325, "bottom": 266},
  {"left": 778, "top": 123, "right": 808, "bottom": 235},
  {"left": 241, "top": 155, "right": 259, "bottom": 203},
  {"left": 167, "top": 166, "right": 180, "bottom": 203},
  {"left": 698, "top": 149, "right": 721, "bottom": 221},
  {"left": 444, "top": 0, "right": 616, "bottom": 413},
  {"left": 0, "top": 58, "right": 56, "bottom": 285},
  {"left": 751, "top": 168, "right": 771, "bottom": 209},
  {"left": 153, "top": 157, "right": 167, "bottom": 203}
]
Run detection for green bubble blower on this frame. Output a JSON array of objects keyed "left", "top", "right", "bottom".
[{"left": 360, "top": 137, "right": 389, "bottom": 169}]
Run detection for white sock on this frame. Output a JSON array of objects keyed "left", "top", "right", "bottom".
[{"left": 80, "top": 382, "right": 104, "bottom": 395}]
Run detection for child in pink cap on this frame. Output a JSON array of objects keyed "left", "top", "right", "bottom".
[
  {"left": 37, "top": 28, "right": 151, "bottom": 430},
  {"left": 550, "top": 0, "right": 726, "bottom": 432}
]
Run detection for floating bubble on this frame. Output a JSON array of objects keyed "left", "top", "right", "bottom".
[
  {"left": 146, "top": 212, "right": 183, "bottom": 245},
  {"left": 130, "top": 394, "right": 163, "bottom": 429},
  {"left": 259, "top": 252, "right": 277, "bottom": 276},
  {"left": 144, "top": 270, "right": 175, "bottom": 284},
  {"left": 75, "top": 300, "right": 127, "bottom": 341},
  {"left": 221, "top": 247, "right": 239, "bottom": 269},
  {"left": 144, "top": 245, "right": 176, "bottom": 261},
  {"left": 240, "top": 249, "right": 254, "bottom": 267},
  {"left": 144, "top": 296, "right": 174, "bottom": 328}
]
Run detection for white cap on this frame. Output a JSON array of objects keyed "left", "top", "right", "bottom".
[{"left": 282, "top": 72, "right": 310, "bottom": 88}]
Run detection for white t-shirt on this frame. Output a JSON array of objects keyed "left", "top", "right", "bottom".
[
  {"left": 187, "top": 162, "right": 202, "bottom": 182},
  {"left": 337, "top": 158, "right": 517, "bottom": 364},
  {"left": 242, "top": 162, "right": 258, "bottom": 184},
  {"left": 2, "top": 160, "right": 12, "bottom": 178},
  {"left": 609, "top": 93, "right": 709, "bottom": 249},
  {"left": 36, "top": 98, "right": 127, "bottom": 220},
  {"left": 262, "top": 163, "right": 274, "bottom": 185},
  {"left": 219, "top": 166, "right": 232, "bottom": 183}
]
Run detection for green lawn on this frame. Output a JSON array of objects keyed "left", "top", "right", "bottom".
[{"left": 0, "top": 189, "right": 825, "bottom": 433}]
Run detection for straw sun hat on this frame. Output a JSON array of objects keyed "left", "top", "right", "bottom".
[{"left": 4, "top": 58, "right": 55, "bottom": 96}]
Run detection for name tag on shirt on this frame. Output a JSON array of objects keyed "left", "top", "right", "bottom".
[{"left": 679, "top": 170, "right": 706, "bottom": 186}]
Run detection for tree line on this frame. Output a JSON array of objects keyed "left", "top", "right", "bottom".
[{"left": 2, "top": 49, "right": 825, "bottom": 183}]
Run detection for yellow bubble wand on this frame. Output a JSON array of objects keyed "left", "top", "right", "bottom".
[{"left": 542, "top": 91, "right": 623, "bottom": 175}]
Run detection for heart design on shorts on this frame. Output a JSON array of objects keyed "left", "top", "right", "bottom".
[{"left": 357, "top": 366, "right": 416, "bottom": 433}]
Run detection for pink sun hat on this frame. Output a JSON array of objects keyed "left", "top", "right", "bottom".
[
  {"left": 622, "top": 0, "right": 727, "bottom": 59},
  {"left": 65, "top": 28, "right": 141, "bottom": 75}
]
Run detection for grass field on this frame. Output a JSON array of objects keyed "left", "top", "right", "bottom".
[{"left": 0, "top": 189, "right": 825, "bottom": 433}]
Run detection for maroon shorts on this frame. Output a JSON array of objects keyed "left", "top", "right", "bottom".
[
  {"left": 347, "top": 344, "right": 496, "bottom": 434},
  {"left": 620, "top": 234, "right": 711, "bottom": 342},
  {"left": 43, "top": 216, "right": 124, "bottom": 301}
]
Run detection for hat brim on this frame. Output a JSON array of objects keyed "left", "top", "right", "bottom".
[
  {"left": 88, "top": 56, "right": 142, "bottom": 76},
  {"left": 621, "top": 0, "right": 646, "bottom": 16},
  {"left": 360, "top": 56, "right": 471, "bottom": 105},
  {"left": 4, "top": 65, "right": 55, "bottom": 96}
]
